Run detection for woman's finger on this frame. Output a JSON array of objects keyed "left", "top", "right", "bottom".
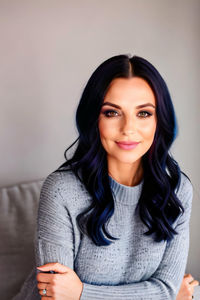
[
  {"left": 37, "top": 262, "right": 70, "bottom": 274},
  {"left": 37, "top": 282, "right": 50, "bottom": 290},
  {"left": 184, "top": 274, "right": 194, "bottom": 283},
  {"left": 190, "top": 279, "right": 199, "bottom": 287},
  {"left": 36, "top": 272, "right": 57, "bottom": 283}
]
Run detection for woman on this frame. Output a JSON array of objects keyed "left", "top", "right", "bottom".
[{"left": 14, "top": 54, "right": 196, "bottom": 300}]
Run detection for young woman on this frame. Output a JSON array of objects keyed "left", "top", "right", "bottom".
[{"left": 14, "top": 54, "right": 197, "bottom": 300}]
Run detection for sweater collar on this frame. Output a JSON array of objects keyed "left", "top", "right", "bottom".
[{"left": 108, "top": 175, "right": 144, "bottom": 205}]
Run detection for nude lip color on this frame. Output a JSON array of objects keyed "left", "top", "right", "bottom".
[{"left": 116, "top": 142, "right": 140, "bottom": 150}]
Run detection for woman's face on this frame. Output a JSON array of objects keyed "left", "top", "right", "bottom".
[{"left": 98, "top": 77, "right": 157, "bottom": 167}]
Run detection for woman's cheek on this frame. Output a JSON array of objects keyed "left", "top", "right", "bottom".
[
  {"left": 140, "top": 121, "right": 156, "bottom": 137},
  {"left": 99, "top": 119, "right": 116, "bottom": 136}
]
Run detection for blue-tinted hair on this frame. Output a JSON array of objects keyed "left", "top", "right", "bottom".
[{"left": 55, "top": 54, "right": 188, "bottom": 246}]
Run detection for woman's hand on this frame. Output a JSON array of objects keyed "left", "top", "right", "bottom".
[
  {"left": 176, "top": 273, "right": 199, "bottom": 300},
  {"left": 36, "top": 262, "right": 83, "bottom": 300}
]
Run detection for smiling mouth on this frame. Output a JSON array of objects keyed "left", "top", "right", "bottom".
[
  {"left": 115, "top": 141, "right": 140, "bottom": 150},
  {"left": 116, "top": 141, "right": 140, "bottom": 145}
]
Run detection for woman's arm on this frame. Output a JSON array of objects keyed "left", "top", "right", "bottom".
[
  {"left": 81, "top": 223, "right": 190, "bottom": 300},
  {"left": 35, "top": 172, "right": 75, "bottom": 269}
]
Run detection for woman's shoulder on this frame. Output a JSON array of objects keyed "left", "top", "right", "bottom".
[
  {"left": 174, "top": 172, "right": 193, "bottom": 222},
  {"left": 40, "top": 166, "right": 91, "bottom": 209},
  {"left": 42, "top": 165, "right": 80, "bottom": 191},
  {"left": 176, "top": 171, "right": 193, "bottom": 202}
]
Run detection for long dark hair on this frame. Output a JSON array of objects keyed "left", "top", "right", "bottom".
[{"left": 55, "top": 54, "right": 188, "bottom": 246}]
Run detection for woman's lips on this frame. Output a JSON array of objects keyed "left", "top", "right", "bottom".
[{"left": 116, "top": 141, "right": 140, "bottom": 150}]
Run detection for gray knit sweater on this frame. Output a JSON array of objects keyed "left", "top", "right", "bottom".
[{"left": 13, "top": 169, "right": 193, "bottom": 300}]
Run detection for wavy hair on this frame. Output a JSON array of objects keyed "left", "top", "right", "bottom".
[{"left": 55, "top": 54, "right": 187, "bottom": 246}]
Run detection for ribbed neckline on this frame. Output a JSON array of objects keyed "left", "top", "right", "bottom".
[{"left": 108, "top": 175, "right": 144, "bottom": 205}]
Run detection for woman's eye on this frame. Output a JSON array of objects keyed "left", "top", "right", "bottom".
[
  {"left": 102, "top": 110, "right": 152, "bottom": 118},
  {"left": 103, "top": 110, "right": 119, "bottom": 117},
  {"left": 138, "top": 111, "right": 152, "bottom": 118}
]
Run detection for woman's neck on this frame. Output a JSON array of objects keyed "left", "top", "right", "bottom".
[{"left": 108, "top": 160, "right": 143, "bottom": 187}]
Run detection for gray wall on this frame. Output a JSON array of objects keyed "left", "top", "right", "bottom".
[{"left": 0, "top": 0, "right": 199, "bottom": 279}]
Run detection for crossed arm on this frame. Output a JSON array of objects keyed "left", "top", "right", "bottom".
[{"left": 35, "top": 173, "right": 193, "bottom": 300}]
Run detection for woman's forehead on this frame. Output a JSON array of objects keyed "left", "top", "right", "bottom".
[{"left": 104, "top": 77, "right": 156, "bottom": 106}]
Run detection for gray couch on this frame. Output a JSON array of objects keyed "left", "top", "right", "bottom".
[{"left": 0, "top": 179, "right": 44, "bottom": 300}]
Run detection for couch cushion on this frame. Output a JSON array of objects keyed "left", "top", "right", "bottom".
[{"left": 0, "top": 179, "right": 44, "bottom": 300}]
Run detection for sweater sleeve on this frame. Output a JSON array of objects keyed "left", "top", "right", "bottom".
[
  {"left": 80, "top": 175, "right": 193, "bottom": 300},
  {"left": 35, "top": 172, "right": 75, "bottom": 270}
]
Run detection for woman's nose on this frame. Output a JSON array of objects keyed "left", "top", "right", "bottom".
[{"left": 121, "top": 116, "right": 137, "bottom": 135}]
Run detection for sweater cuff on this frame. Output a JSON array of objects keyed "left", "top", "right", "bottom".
[{"left": 80, "top": 282, "right": 100, "bottom": 300}]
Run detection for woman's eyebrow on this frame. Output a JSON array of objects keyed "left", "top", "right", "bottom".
[{"left": 102, "top": 101, "right": 156, "bottom": 109}]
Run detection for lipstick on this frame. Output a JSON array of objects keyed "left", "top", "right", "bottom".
[{"left": 116, "top": 141, "right": 140, "bottom": 150}]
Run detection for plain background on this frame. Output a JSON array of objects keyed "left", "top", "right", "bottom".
[{"left": 0, "top": 0, "right": 199, "bottom": 280}]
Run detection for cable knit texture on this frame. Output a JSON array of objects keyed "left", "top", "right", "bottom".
[{"left": 13, "top": 169, "right": 193, "bottom": 300}]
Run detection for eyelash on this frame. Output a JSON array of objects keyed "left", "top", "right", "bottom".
[{"left": 102, "top": 110, "right": 153, "bottom": 118}]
